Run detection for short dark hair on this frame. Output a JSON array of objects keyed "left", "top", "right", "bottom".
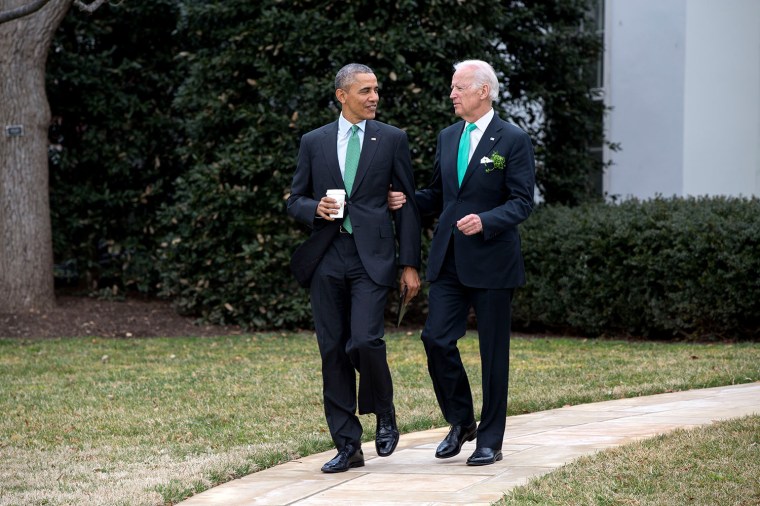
[{"left": 335, "top": 63, "right": 375, "bottom": 91}]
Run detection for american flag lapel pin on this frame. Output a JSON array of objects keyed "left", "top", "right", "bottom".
[
  {"left": 371, "top": 137, "right": 377, "bottom": 141},
  {"left": 490, "top": 137, "right": 495, "bottom": 141}
]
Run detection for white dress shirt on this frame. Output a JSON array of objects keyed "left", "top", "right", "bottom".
[
  {"left": 465, "top": 108, "right": 495, "bottom": 163},
  {"left": 337, "top": 114, "right": 366, "bottom": 178}
]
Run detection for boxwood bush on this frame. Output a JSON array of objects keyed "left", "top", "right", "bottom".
[
  {"left": 44, "top": 0, "right": 611, "bottom": 330},
  {"left": 153, "top": 0, "right": 604, "bottom": 330},
  {"left": 513, "top": 197, "right": 760, "bottom": 340}
]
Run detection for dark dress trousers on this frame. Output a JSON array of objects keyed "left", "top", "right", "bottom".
[
  {"left": 416, "top": 114, "right": 534, "bottom": 450},
  {"left": 287, "top": 119, "right": 420, "bottom": 451}
]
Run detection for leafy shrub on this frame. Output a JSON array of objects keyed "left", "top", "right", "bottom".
[
  {"left": 514, "top": 197, "right": 760, "bottom": 340},
  {"left": 155, "top": 0, "right": 603, "bottom": 329},
  {"left": 46, "top": 1, "right": 605, "bottom": 328},
  {"left": 47, "top": 0, "right": 185, "bottom": 294}
]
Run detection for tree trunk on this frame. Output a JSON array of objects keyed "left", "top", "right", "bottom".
[{"left": 0, "top": 0, "right": 70, "bottom": 312}]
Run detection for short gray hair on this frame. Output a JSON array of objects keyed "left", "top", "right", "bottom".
[
  {"left": 453, "top": 60, "right": 499, "bottom": 102},
  {"left": 335, "top": 63, "right": 375, "bottom": 91}
]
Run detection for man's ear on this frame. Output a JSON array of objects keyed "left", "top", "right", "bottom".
[{"left": 335, "top": 89, "right": 346, "bottom": 105}]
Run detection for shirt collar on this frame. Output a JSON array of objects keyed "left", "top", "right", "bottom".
[
  {"left": 339, "top": 114, "right": 366, "bottom": 137},
  {"left": 471, "top": 108, "right": 494, "bottom": 132}
]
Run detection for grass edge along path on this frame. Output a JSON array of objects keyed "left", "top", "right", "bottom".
[{"left": 498, "top": 414, "right": 760, "bottom": 506}]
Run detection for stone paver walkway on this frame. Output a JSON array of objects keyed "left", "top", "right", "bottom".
[{"left": 178, "top": 382, "right": 760, "bottom": 505}]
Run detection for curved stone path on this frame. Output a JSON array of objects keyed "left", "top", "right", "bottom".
[{"left": 178, "top": 382, "right": 760, "bottom": 506}]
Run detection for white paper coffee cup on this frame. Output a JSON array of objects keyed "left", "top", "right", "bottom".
[{"left": 326, "top": 189, "right": 346, "bottom": 218}]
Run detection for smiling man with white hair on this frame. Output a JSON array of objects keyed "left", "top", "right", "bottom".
[{"left": 389, "top": 58, "right": 535, "bottom": 466}]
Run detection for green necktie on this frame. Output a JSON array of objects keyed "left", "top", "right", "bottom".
[
  {"left": 457, "top": 122, "right": 477, "bottom": 187},
  {"left": 343, "top": 124, "right": 360, "bottom": 233}
]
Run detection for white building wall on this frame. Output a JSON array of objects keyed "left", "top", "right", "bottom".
[
  {"left": 603, "top": 0, "right": 760, "bottom": 200},
  {"left": 682, "top": 0, "right": 760, "bottom": 197}
]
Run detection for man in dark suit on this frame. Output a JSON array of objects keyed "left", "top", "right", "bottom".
[
  {"left": 389, "top": 59, "right": 534, "bottom": 466},
  {"left": 287, "top": 63, "right": 421, "bottom": 473}
]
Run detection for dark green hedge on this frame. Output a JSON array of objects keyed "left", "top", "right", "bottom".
[
  {"left": 46, "top": 3, "right": 759, "bottom": 339},
  {"left": 152, "top": 0, "right": 604, "bottom": 329},
  {"left": 513, "top": 197, "right": 760, "bottom": 340},
  {"left": 47, "top": 0, "right": 184, "bottom": 295},
  {"left": 46, "top": 1, "right": 607, "bottom": 330}
]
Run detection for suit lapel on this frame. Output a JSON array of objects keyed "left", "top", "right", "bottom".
[
  {"left": 350, "top": 120, "right": 380, "bottom": 195},
  {"left": 319, "top": 121, "right": 343, "bottom": 189},
  {"left": 460, "top": 116, "right": 503, "bottom": 190}
]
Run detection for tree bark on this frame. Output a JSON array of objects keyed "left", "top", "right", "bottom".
[{"left": 0, "top": 0, "right": 71, "bottom": 312}]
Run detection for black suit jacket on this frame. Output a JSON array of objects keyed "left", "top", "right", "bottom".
[
  {"left": 416, "top": 114, "right": 535, "bottom": 289},
  {"left": 288, "top": 119, "right": 421, "bottom": 287}
]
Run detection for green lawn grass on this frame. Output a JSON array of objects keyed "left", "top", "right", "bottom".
[
  {"left": 498, "top": 414, "right": 760, "bottom": 506},
  {"left": 0, "top": 333, "right": 758, "bottom": 505}
]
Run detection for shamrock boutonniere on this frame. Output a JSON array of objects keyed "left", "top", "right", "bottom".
[{"left": 481, "top": 152, "right": 506, "bottom": 173}]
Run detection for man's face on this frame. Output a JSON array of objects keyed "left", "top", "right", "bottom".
[
  {"left": 449, "top": 66, "right": 487, "bottom": 122},
  {"left": 336, "top": 73, "right": 379, "bottom": 124}
]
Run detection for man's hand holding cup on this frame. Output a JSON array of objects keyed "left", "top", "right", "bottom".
[{"left": 317, "top": 189, "right": 346, "bottom": 220}]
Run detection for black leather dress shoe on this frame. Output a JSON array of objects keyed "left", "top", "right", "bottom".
[
  {"left": 320, "top": 445, "right": 364, "bottom": 473},
  {"left": 435, "top": 421, "right": 477, "bottom": 459},
  {"left": 466, "top": 447, "right": 503, "bottom": 466},
  {"left": 375, "top": 409, "right": 399, "bottom": 457}
]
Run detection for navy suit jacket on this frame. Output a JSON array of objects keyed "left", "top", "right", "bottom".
[
  {"left": 288, "top": 119, "right": 421, "bottom": 287},
  {"left": 416, "top": 114, "right": 535, "bottom": 289}
]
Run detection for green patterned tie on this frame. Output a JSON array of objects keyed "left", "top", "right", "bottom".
[
  {"left": 457, "top": 122, "right": 477, "bottom": 187},
  {"left": 343, "top": 124, "right": 360, "bottom": 233}
]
